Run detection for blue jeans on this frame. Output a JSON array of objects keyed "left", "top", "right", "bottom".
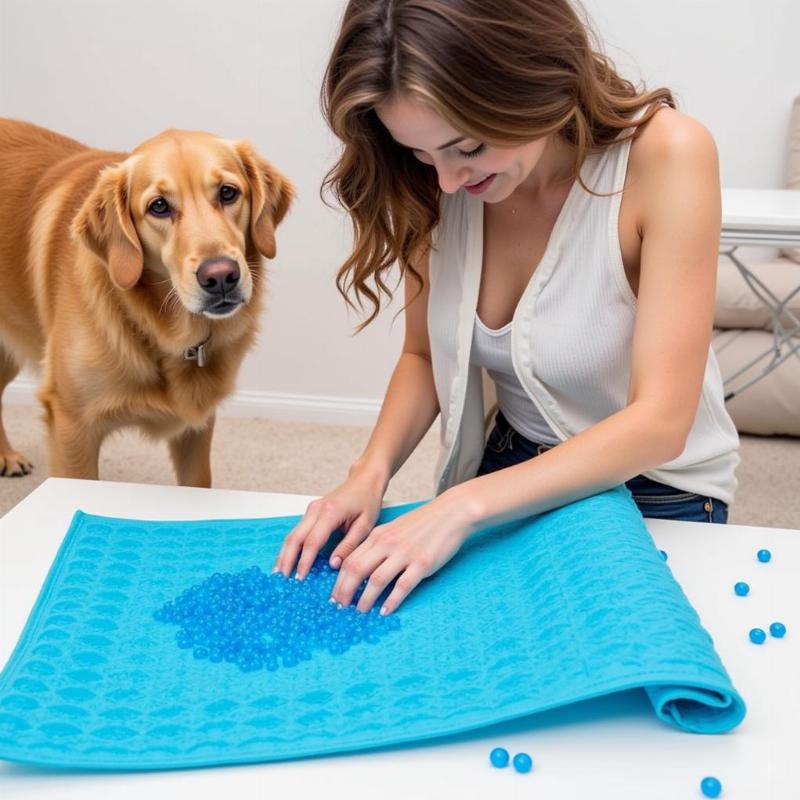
[{"left": 476, "top": 411, "right": 728, "bottom": 523}]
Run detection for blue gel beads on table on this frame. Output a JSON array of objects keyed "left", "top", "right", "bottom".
[
  {"left": 700, "top": 775, "right": 722, "bottom": 797},
  {"left": 748, "top": 628, "right": 766, "bottom": 645},
  {"left": 154, "top": 558, "right": 400, "bottom": 673},
  {"left": 733, "top": 582, "right": 749, "bottom": 596},
  {"left": 770, "top": 622, "right": 786, "bottom": 638},
  {"left": 658, "top": 550, "right": 668, "bottom": 561},
  {"left": 757, "top": 549, "right": 771, "bottom": 562},
  {"left": 489, "top": 747, "right": 509, "bottom": 768},
  {"left": 512, "top": 752, "right": 533, "bottom": 774}
]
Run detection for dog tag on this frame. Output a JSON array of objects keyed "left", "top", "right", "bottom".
[{"left": 184, "top": 343, "right": 207, "bottom": 367}]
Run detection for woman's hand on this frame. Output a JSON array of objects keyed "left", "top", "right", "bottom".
[
  {"left": 329, "top": 487, "right": 479, "bottom": 616},
  {"left": 272, "top": 463, "right": 387, "bottom": 580}
]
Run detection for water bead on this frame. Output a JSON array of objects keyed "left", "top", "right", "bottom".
[
  {"left": 512, "top": 752, "right": 533, "bottom": 774},
  {"left": 733, "top": 582, "right": 749, "bottom": 597},
  {"left": 769, "top": 622, "right": 786, "bottom": 638},
  {"left": 489, "top": 747, "right": 509, "bottom": 768},
  {"left": 658, "top": 550, "right": 668, "bottom": 561},
  {"left": 748, "top": 628, "right": 766, "bottom": 645},
  {"left": 700, "top": 776, "right": 722, "bottom": 797},
  {"left": 757, "top": 549, "right": 771, "bottom": 563},
  {"left": 155, "top": 556, "right": 400, "bottom": 673}
]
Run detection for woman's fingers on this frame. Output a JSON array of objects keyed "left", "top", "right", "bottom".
[
  {"left": 295, "top": 514, "right": 341, "bottom": 580},
  {"left": 377, "top": 562, "right": 427, "bottom": 615},
  {"left": 294, "top": 532, "right": 328, "bottom": 580},
  {"left": 297, "top": 499, "right": 361, "bottom": 578},
  {"left": 354, "top": 556, "right": 406, "bottom": 613},
  {"left": 330, "top": 538, "right": 388, "bottom": 607},
  {"left": 272, "top": 507, "right": 319, "bottom": 576},
  {"left": 274, "top": 499, "right": 341, "bottom": 577},
  {"left": 329, "top": 515, "right": 374, "bottom": 569}
]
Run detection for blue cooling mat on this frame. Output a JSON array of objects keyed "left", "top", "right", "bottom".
[{"left": 0, "top": 486, "right": 745, "bottom": 770}]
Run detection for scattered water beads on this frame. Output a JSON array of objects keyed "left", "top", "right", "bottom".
[{"left": 154, "top": 558, "right": 400, "bottom": 672}]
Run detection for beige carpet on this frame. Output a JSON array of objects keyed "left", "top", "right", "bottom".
[{"left": 1, "top": 403, "right": 798, "bottom": 529}]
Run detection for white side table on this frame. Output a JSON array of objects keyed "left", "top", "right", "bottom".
[{"left": 719, "top": 188, "right": 800, "bottom": 399}]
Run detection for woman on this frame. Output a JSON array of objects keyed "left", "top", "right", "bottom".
[{"left": 273, "top": 0, "right": 739, "bottom": 616}]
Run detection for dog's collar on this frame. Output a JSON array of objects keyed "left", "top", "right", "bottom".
[{"left": 184, "top": 332, "right": 212, "bottom": 368}]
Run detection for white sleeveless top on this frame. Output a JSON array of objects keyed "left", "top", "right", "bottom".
[
  {"left": 472, "top": 316, "right": 560, "bottom": 445},
  {"left": 427, "top": 120, "right": 740, "bottom": 504}
]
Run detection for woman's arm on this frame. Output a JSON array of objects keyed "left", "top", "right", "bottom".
[
  {"left": 330, "top": 112, "right": 723, "bottom": 612},
  {"left": 274, "top": 250, "right": 440, "bottom": 579},
  {"left": 347, "top": 251, "right": 440, "bottom": 495}
]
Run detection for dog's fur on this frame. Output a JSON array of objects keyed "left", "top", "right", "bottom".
[{"left": 0, "top": 119, "right": 293, "bottom": 485}]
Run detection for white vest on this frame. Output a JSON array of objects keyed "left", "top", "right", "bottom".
[{"left": 427, "top": 130, "right": 740, "bottom": 504}]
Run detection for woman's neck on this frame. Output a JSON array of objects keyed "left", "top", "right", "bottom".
[{"left": 517, "top": 134, "right": 577, "bottom": 197}]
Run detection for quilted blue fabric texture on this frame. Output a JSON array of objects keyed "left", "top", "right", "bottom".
[{"left": 0, "top": 486, "right": 745, "bottom": 770}]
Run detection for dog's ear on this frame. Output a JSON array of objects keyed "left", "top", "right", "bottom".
[
  {"left": 72, "top": 161, "right": 143, "bottom": 289},
  {"left": 233, "top": 140, "right": 295, "bottom": 259}
]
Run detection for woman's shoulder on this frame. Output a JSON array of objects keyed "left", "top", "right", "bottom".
[{"left": 628, "top": 105, "right": 719, "bottom": 181}]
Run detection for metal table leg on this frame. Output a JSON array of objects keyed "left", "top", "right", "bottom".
[{"left": 718, "top": 246, "right": 800, "bottom": 401}]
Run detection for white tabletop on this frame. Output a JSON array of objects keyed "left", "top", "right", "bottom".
[
  {"left": 721, "top": 188, "right": 800, "bottom": 246},
  {"left": 1, "top": 478, "right": 798, "bottom": 799}
]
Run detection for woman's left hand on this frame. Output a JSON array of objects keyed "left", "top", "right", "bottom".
[{"left": 329, "top": 488, "right": 479, "bottom": 615}]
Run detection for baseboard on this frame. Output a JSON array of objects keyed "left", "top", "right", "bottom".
[
  {"left": 4, "top": 377, "right": 382, "bottom": 427},
  {"left": 219, "top": 390, "right": 382, "bottom": 426}
]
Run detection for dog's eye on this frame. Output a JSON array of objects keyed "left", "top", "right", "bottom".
[
  {"left": 219, "top": 185, "right": 239, "bottom": 205},
  {"left": 148, "top": 197, "right": 170, "bottom": 217}
]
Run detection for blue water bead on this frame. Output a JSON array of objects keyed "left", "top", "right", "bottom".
[
  {"left": 749, "top": 627, "right": 766, "bottom": 644},
  {"left": 757, "top": 549, "right": 771, "bottom": 563},
  {"left": 658, "top": 550, "right": 668, "bottom": 561},
  {"left": 769, "top": 622, "right": 786, "bottom": 638},
  {"left": 512, "top": 752, "right": 533, "bottom": 774},
  {"left": 733, "top": 582, "right": 749, "bottom": 597},
  {"left": 700, "top": 775, "right": 722, "bottom": 797},
  {"left": 156, "top": 556, "right": 399, "bottom": 673},
  {"left": 489, "top": 747, "right": 509, "bottom": 768}
]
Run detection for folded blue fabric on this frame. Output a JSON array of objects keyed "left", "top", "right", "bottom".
[{"left": 0, "top": 486, "right": 745, "bottom": 770}]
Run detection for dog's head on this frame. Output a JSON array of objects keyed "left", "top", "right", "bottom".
[{"left": 72, "top": 130, "right": 294, "bottom": 319}]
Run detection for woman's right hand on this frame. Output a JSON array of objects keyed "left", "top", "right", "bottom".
[{"left": 272, "top": 463, "right": 387, "bottom": 580}]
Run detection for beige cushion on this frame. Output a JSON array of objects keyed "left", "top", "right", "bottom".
[
  {"left": 715, "top": 256, "right": 800, "bottom": 330},
  {"left": 712, "top": 328, "right": 800, "bottom": 436},
  {"left": 782, "top": 94, "right": 800, "bottom": 263}
]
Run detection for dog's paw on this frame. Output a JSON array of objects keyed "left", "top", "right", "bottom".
[{"left": 0, "top": 449, "right": 34, "bottom": 477}]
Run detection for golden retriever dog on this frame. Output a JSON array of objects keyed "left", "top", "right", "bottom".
[{"left": 0, "top": 119, "right": 294, "bottom": 485}]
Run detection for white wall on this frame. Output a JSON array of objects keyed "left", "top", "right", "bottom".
[
  {"left": 1, "top": 0, "right": 798, "bottom": 422},
  {"left": 585, "top": 0, "right": 800, "bottom": 187}
]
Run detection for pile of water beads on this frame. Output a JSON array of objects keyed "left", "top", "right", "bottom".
[{"left": 153, "top": 557, "right": 400, "bottom": 672}]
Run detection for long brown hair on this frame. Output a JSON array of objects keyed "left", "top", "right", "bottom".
[{"left": 322, "top": 0, "right": 675, "bottom": 328}]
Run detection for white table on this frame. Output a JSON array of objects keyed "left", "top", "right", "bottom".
[
  {"left": 719, "top": 188, "right": 800, "bottom": 399},
  {"left": 1, "top": 479, "right": 798, "bottom": 799}
]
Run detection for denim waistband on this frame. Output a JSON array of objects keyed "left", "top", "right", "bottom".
[{"left": 492, "top": 410, "right": 557, "bottom": 455}]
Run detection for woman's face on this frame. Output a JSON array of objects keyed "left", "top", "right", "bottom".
[{"left": 375, "top": 93, "right": 550, "bottom": 201}]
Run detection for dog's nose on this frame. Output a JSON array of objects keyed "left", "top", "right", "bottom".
[{"left": 196, "top": 257, "right": 240, "bottom": 296}]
